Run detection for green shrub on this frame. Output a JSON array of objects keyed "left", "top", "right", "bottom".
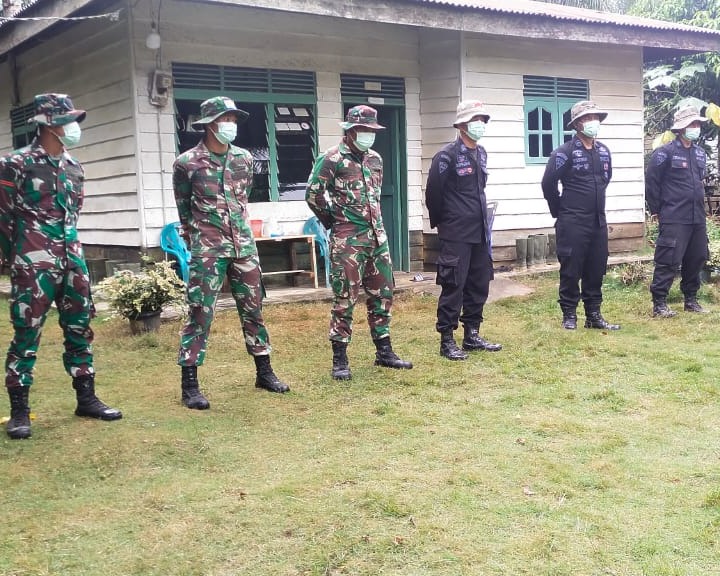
[
  {"left": 614, "top": 260, "right": 651, "bottom": 286},
  {"left": 96, "top": 260, "right": 186, "bottom": 319},
  {"left": 645, "top": 212, "right": 658, "bottom": 246},
  {"left": 708, "top": 218, "right": 720, "bottom": 270}
]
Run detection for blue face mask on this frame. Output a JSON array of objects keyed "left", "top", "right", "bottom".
[
  {"left": 212, "top": 121, "right": 237, "bottom": 145},
  {"left": 353, "top": 131, "right": 375, "bottom": 152},
  {"left": 684, "top": 127, "right": 701, "bottom": 141},
  {"left": 57, "top": 122, "right": 81, "bottom": 148},
  {"left": 465, "top": 120, "right": 486, "bottom": 141}
]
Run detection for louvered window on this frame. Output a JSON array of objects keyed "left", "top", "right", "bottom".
[
  {"left": 523, "top": 76, "right": 589, "bottom": 164},
  {"left": 172, "top": 64, "right": 317, "bottom": 202},
  {"left": 10, "top": 102, "right": 35, "bottom": 149},
  {"left": 340, "top": 74, "right": 405, "bottom": 105},
  {"left": 172, "top": 64, "right": 316, "bottom": 96}
]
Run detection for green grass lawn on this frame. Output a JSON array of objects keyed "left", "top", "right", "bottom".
[{"left": 1, "top": 271, "right": 720, "bottom": 576}]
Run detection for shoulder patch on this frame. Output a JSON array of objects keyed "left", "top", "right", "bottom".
[
  {"left": 555, "top": 152, "right": 568, "bottom": 170},
  {"left": 439, "top": 161, "right": 449, "bottom": 174},
  {"left": 655, "top": 150, "right": 667, "bottom": 166}
]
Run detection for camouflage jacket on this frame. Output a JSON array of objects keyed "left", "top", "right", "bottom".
[
  {"left": 173, "top": 140, "right": 257, "bottom": 258},
  {"left": 306, "top": 141, "right": 387, "bottom": 245},
  {"left": 0, "top": 140, "right": 86, "bottom": 269}
]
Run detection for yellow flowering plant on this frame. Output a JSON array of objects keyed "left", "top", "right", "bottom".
[{"left": 96, "top": 260, "right": 186, "bottom": 319}]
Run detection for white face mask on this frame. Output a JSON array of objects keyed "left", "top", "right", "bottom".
[
  {"left": 353, "top": 131, "right": 375, "bottom": 152},
  {"left": 580, "top": 119, "right": 600, "bottom": 139},
  {"left": 684, "top": 127, "right": 701, "bottom": 141},
  {"left": 56, "top": 121, "right": 81, "bottom": 148},
  {"left": 465, "top": 120, "right": 486, "bottom": 141},
  {"left": 213, "top": 121, "right": 237, "bottom": 145}
]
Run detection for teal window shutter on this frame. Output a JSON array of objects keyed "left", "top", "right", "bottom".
[
  {"left": 523, "top": 76, "right": 588, "bottom": 165},
  {"left": 340, "top": 73, "right": 405, "bottom": 106},
  {"left": 10, "top": 103, "right": 35, "bottom": 149},
  {"left": 558, "top": 98, "right": 576, "bottom": 144},
  {"left": 266, "top": 103, "right": 278, "bottom": 201},
  {"left": 524, "top": 99, "right": 555, "bottom": 164}
]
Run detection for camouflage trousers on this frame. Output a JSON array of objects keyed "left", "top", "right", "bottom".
[
  {"left": 329, "top": 235, "right": 394, "bottom": 343},
  {"left": 178, "top": 254, "right": 271, "bottom": 367},
  {"left": 5, "top": 264, "right": 94, "bottom": 388}
]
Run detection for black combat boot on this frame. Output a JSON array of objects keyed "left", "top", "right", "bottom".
[
  {"left": 373, "top": 337, "right": 413, "bottom": 369},
  {"left": 462, "top": 325, "right": 502, "bottom": 352},
  {"left": 331, "top": 340, "right": 352, "bottom": 381},
  {"left": 684, "top": 298, "right": 708, "bottom": 313},
  {"left": 6, "top": 386, "right": 31, "bottom": 439},
  {"left": 254, "top": 355, "right": 290, "bottom": 393},
  {"left": 181, "top": 365, "right": 210, "bottom": 410},
  {"left": 584, "top": 311, "right": 621, "bottom": 330},
  {"left": 73, "top": 375, "right": 123, "bottom": 420},
  {"left": 652, "top": 299, "right": 677, "bottom": 318},
  {"left": 561, "top": 308, "right": 577, "bottom": 330},
  {"left": 440, "top": 330, "right": 468, "bottom": 361}
]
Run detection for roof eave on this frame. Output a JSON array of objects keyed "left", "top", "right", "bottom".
[
  {"left": 194, "top": 0, "right": 720, "bottom": 53},
  {"left": 3, "top": 0, "right": 718, "bottom": 57},
  {"left": 0, "top": 0, "right": 96, "bottom": 57}
]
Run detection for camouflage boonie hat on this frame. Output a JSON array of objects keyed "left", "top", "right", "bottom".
[
  {"left": 29, "top": 93, "right": 86, "bottom": 126},
  {"left": 453, "top": 100, "right": 490, "bottom": 127},
  {"left": 191, "top": 96, "right": 249, "bottom": 130},
  {"left": 567, "top": 100, "right": 608, "bottom": 129},
  {"left": 670, "top": 106, "right": 708, "bottom": 131},
  {"left": 339, "top": 105, "right": 385, "bottom": 131}
]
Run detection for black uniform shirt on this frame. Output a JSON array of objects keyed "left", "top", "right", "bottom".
[
  {"left": 541, "top": 135, "right": 612, "bottom": 225},
  {"left": 425, "top": 138, "right": 489, "bottom": 244},
  {"left": 646, "top": 138, "right": 706, "bottom": 225}
]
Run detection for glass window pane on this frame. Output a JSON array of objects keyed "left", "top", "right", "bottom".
[
  {"left": 542, "top": 109, "right": 552, "bottom": 131},
  {"left": 237, "top": 102, "right": 270, "bottom": 202},
  {"left": 528, "top": 134, "right": 539, "bottom": 158},
  {"left": 542, "top": 134, "right": 554, "bottom": 157},
  {"left": 528, "top": 108, "right": 539, "bottom": 131},
  {"left": 276, "top": 105, "right": 315, "bottom": 202},
  {"left": 562, "top": 108, "right": 572, "bottom": 131}
]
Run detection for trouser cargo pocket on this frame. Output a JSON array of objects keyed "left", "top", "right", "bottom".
[
  {"left": 654, "top": 235, "right": 677, "bottom": 267},
  {"left": 436, "top": 254, "right": 459, "bottom": 288}
]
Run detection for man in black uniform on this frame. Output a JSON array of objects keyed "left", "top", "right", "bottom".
[
  {"left": 646, "top": 105, "right": 709, "bottom": 317},
  {"left": 425, "top": 100, "right": 502, "bottom": 360},
  {"left": 541, "top": 100, "right": 620, "bottom": 331}
]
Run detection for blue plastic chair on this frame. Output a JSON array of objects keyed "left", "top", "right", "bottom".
[
  {"left": 486, "top": 201, "right": 499, "bottom": 259},
  {"left": 303, "top": 216, "right": 331, "bottom": 288},
  {"left": 160, "top": 221, "right": 191, "bottom": 283}
]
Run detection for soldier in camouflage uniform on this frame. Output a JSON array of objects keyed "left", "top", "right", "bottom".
[
  {"left": 173, "top": 96, "right": 289, "bottom": 409},
  {"left": 0, "top": 93, "right": 123, "bottom": 439},
  {"left": 306, "top": 105, "right": 412, "bottom": 380}
]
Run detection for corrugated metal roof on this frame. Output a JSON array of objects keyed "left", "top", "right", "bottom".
[
  {"left": 0, "top": 0, "right": 43, "bottom": 20},
  {"left": 414, "top": 0, "right": 720, "bottom": 36},
  {"left": 0, "top": 0, "right": 44, "bottom": 29}
]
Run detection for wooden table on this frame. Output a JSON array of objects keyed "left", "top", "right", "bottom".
[{"left": 255, "top": 234, "right": 318, "bottom": 289}]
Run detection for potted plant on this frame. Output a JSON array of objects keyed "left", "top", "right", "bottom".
[{"left": 96, "top": 259, "right": 186, "bottom": 334}]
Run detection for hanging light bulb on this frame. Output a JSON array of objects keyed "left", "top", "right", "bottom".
[{"left": 146, "top": 21, "right": 161, "bottom": 50}]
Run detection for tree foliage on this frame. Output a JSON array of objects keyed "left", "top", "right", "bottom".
[
  {"left": 630, "top": 0, "right": 720, "bottom": 183},
  {"left": 537, "top": 0, "right": 635, "bottom": 11},
  {"left": 629, "top": 0, "right": 719, "bottom": 26}
]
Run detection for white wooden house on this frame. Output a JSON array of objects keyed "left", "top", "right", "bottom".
[{"left": 0, "top": 0, "right": 718, "bottom": 274}]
